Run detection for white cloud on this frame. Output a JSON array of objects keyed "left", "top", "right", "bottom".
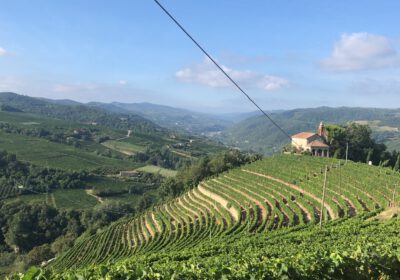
[
  {"left": 176, "top": 58, "right": 289, "bottom": 91},
  {"left": 118, "top": 80, "right": 127, "bottom": 85},
  {"left": 321, "top": 33, "right": 400, "bottom": 71},
  {"left": 0, "top": 47, "right": 7, "bottom": 56}
]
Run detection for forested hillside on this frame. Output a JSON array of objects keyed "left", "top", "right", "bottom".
[{"left": 217, "top": 107, "right": 400, "bottom": 154}]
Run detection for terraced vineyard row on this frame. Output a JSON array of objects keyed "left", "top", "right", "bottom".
[
  {"left": 0, "top": 184, "right": 20, "bottom": 199},
  {"left": 17, "top": 215, "right": 400, "bottom": 279},
  {"left": 51, "top": 155, "right": 400, "bottom": 270}
]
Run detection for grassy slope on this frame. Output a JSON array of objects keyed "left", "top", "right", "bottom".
[
  {"left": 3, "top": 189, "right": 99, "bottom": 210},
  {"left": 136, "top": 165, "right": 178, "bottom": 177},
  {"left": 0, "top": 131, "right": 139, "bottom": 171}
]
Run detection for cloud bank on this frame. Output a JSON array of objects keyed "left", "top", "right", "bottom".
[
  {"left": 321, "top": 33, "right": 400, "bottom": 72},
  {"left": 176, "top": 58, "right": 288, "bottom": 91}
]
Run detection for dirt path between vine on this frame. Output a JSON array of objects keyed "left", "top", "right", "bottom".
[
  {"left": 242, "top": 169, "right": 336, "bottom": 220},
  {"left": 215, "top": 178, "right": 267, "bottom": 221},
  {"left": 178, "top": 197, "right": 200, "bottom": 219},
  {"left": 198, "top": 184, "right": 239, "bottom": 221},
  {"left": 85, "top": 189, "right": 104, "bottom": 204},
  {"left": 144, "top": 215, "right": 155, "bottom": 238},
  {"left": 189, "top": 190, "right": 224, "bottom": 226},
  {"left": 151, "top": 213, "right": 162, "bottom": 233}
]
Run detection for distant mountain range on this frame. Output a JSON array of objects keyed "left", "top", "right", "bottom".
[
  {"left": 2, "top": 92, "right": 400, "bottom": 155},
  {"left": 86, "top": 101, "right": 234, "bottom": 135},
  {"left": 216, "top": 107, "right": 400, "bottom": 154},
  {"left": 0, "top": 92, "right": 161, "bottom": 134}
]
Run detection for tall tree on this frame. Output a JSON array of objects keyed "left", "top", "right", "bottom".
[{"left": 394, "top": 155, "right": 400, "bottom": 172}]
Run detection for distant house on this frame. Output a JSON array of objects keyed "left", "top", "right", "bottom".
[
  {"left": 119, "top": 170, "right": 140, "bottom": 177},
  {"left": 291, "top": 122, "right": 329, "bottom": 157}
]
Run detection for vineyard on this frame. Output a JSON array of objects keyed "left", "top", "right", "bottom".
[
  {"left": 0, "top": 184, "right": 20, "bottom": 200},
  {"left": 14, "top": 155, "right": 400, "bottom": 279}
]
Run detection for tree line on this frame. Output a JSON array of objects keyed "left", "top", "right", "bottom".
[{"left": 325, "top": 123, "right": 400, "bottom": 170}]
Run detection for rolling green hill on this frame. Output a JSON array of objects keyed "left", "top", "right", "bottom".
[
  {"left": 0, "top": 93, "right": 224, "bottom": 171},
  {"left": 0, "top": 93, "right": 226, "bottom": 239},
  {"left": 0, "top": 92, "right": 161, "bottom": 134},
  {"left": 27, "top": 155, "right": 400, "bottom": 279},
  {"left": 87, "top": 101, "right": 233, "bottom": 135}
]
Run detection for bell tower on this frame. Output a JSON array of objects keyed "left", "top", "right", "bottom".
[{"left": 318, "top": 121, "right": 326, "bottom": 139}]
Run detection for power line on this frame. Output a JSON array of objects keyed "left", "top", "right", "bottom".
[{"left": 152, "top": 0, "right": 292, "bottom": 141}]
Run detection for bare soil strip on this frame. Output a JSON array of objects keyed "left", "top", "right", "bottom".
[
  {"left": 242, "top": 169, "right": 336, "bottom": 220},
  {"left": 189, "top": 190, "right": 225, "bottom": 226},
  {"left": 144, "top": 214, "right": 155, "bottom": 239},
  {"left": 198, "top": 184, "right": 239, "bottom": 221},
  {"left": 178, "top": 196, "right": 200, "bottom": 220},
  {"left": 151, "top": 213, "right": 162, "bottom": 233},
  {"left": 85, "top": 189, "right": 104, "bottom": 204},
  {"left": 215, "top": 178, "right": 267, "bottom": 221}
]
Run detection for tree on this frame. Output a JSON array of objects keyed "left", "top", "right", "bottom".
[
  {"left": 366, "top": 149, "right": 373, "bottom": 163},
  {"left": 325, "top": 123, "right": 394, "bottom": 166},
  {"left": 24, "top": 244, "right": 53, "bottom": 266},
  {"left": 4, "top": 204, "right": 65, "bottom": 252},
  {"left": 394, "top": 155, "right": 400, "bottom": 172}
]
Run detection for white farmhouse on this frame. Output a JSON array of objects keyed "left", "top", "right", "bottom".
[{"left": 291, "top": 122, "right": 329, "bottom": 157}]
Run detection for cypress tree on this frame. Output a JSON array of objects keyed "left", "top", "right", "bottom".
[{"left": 394, "top": 155, "right": 400, "bottom": 171}]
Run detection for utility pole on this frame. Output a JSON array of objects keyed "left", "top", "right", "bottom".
[
  {"left": 345, "top": 142, "right": 349, "bottom": 164},
  {"left": 339, "top": 160, "right": 342, "bottom": 195},
  {"left": 46, "top": 186, "right": 49, "bottom": 205},
  {"left": 320, "top": 165, "right": 328, "bottom": 227}
]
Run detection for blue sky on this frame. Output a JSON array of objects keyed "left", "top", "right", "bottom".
[{"left": 1, "top": 0, "right": 400, "bottom": 113}]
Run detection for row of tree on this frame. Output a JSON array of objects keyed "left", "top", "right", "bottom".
[
  {"left": 325, "top": 123, "right": 400, "bottom": 169},
  {"left": 131, "top": 145, "right": 191, "bottom": 170},
  {"left": 158, "top": 150, "right": 262, "bottom": 199},
  {"left": 0, "top": 150, "right": 89, "bottom": 196},
  {"left": 0, "top": 201, "right": 134, "bottom": 271}
]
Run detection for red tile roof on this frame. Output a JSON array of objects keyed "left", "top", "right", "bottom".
[
  {"left": 291, "top": 132, "right": 316, "bottom": 139},
  {"left": 309, "top": 140, "right": 329, "bottom": 148}
]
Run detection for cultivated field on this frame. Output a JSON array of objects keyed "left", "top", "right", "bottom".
[{"left": 50, "top": 155, "right": 400, "bottom": 272}]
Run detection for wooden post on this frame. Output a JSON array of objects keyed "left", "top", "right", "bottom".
[
  {"left": 320, "top": 165, "right": 328, "bottom": 227},
  {"left": 46, "top": 186, "right": 49, "bottom": 205},
  {"left": 345, "top": 142, "right": 349, "bottom": 164},
  {"left": 339, "top": 160, "right": 341, "bottom": 195},
  {"left": 392, "top": 185, "right": 397, "bottom": 208}
]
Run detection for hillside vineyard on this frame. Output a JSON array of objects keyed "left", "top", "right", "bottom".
[{"left": 50, "top": 155, "right": 400, "bottom": 270}]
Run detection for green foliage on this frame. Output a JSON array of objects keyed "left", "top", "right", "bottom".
[
  {"left": 394, "top": 154, "right": 400, "bottom": 172},
  {"left": 23, "top": 244, "right": 53, "bottom": 267},
  {"left": 10, "top": 217, "right": 400, "bottom": 279},
  {"left": 325, "top": 123, "right": 399, "bottom": 167},
  {"left": 40, "top": 154, "right": 400, "bottom": 275},
  {"left": 2, "top": 204, "right": 67, "bottom": 252},
  {"left": 159, "top": 150, "right": 261, "bottom": 199},
  {"left": 0, "top": 150, "right": 89, "bottom": 199}
]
